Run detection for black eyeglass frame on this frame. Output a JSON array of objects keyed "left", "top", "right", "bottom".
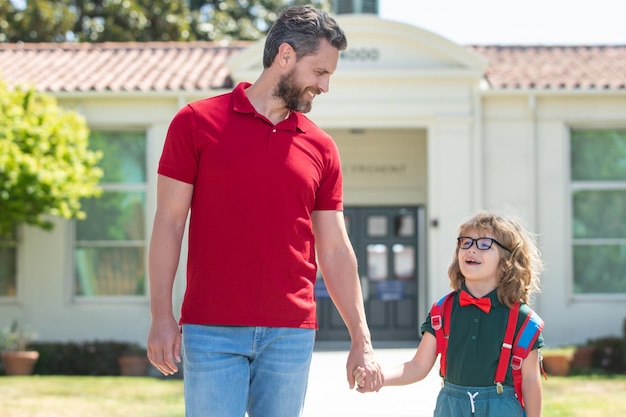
[{"left": 457, "top": 236, "right": 512, "bottom": 252}]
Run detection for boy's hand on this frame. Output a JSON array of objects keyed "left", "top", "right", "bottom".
[{"left": 352, "top": 366, "right": 367, "bottom": 390}]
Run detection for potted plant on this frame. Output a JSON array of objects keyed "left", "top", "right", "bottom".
[
  {"left": 117, "top": 342, "right": 149, "bottom": 376},
  {"left": 541, "top": 346, "right": 574, "bottom": 376},
  {"left": 0, "top": 321, "right": 39, "bottom": 376}
]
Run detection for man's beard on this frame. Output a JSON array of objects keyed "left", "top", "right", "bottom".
[{"left": 274, "top": 69, "right": 318, "bottom": 113}]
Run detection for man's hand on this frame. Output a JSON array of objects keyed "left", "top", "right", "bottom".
[
  {"left": 147, "top": 316, "right": 181, "bottom": 376},
  {"left": 346, "top": 344, "right": 383, "bottom": 392}
]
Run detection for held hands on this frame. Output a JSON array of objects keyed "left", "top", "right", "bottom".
[
  {"left": 353, "top": 365, "right": 367, "bottom": 390},
  {"left": 346, "top": 343, "right": 383, "bottom": 393},
  {"left": 348, "top": 359, "right": 383, "bottom": 393}
]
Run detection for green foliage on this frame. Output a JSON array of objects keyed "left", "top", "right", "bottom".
[
  {"left": 0, "top": 0, "right": 193, "bottom": 42},
  {"left": 28, "top": 340, "right": 142, "bottom": 375},
  {"left": 0, "top": 0, "right": 76, "bottom": 42},
  {"left": 0, "top": 320, "right": 36, "bottom": 351},
  {"left": 0, "top": 0, "right": 332, "bottom": 42},
  {"left": 0, "top": 80, "right": 103, "bottom": 238},
  {"left": 188, "top": 0, "right": 332, "bottom": 41},
  {"left": 75, "top": 0, "right": 193, "bottom": 42},
  {"left": 589, "top": 336, "right": 626, "bottom": 374},
  {"left": 570, "top": 129, "right": 626, "bottom": 294},
  {"left": 572, "top": 244, "right": 626, "bottom": 293},
  {"left": 571, "top": 129, "right": 626, "bottom": 181}
]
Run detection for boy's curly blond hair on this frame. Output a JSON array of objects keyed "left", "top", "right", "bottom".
[{"left": 447, "top": 211, "right": 543, "bottom": 307}]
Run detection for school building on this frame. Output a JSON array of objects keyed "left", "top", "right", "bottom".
[{"left": 1, "top": 13, "right": 625, "bottom": 348}]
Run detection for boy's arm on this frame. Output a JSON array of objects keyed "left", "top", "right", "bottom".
[
  {"left": 355, "top": 332, "right": 438, "bottom": 391},
  {"left": 383, "top": 332, "right": 438, "bottom": 387},
  {"left": 521, "top": 349, "right": 543, "bottom": 417}
]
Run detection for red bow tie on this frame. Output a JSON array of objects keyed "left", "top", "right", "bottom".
[{"left": 459, "top": 290, "right": 491, "bottom": 313}]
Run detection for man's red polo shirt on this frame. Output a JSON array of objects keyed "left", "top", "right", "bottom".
[{"left": 158, "top": 82, "right": 343, "bottom": 329}]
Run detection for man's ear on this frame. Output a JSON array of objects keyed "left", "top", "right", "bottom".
[{"left": 276, "top": 42, "right": 295, "bottom": 68}]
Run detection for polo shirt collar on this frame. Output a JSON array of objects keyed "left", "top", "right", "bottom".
[
  {"left": 232, "top": 82, "right": 304, "bottom": 132},
  {"left": 460, "top": 282, "right": 503, "bottom": 310}
]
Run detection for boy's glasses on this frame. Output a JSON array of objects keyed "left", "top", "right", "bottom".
[{"left": 457, "top": 236, "right": 511, "bottom": 252}]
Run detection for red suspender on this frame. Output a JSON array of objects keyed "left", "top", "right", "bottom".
[
  {"left": 494, "top": 302, "right": 520, "bottom": 392},
  {"left": 431, "top": 291, "right": 455, "bottom": 378}
]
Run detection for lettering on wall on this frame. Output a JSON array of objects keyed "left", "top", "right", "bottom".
[
  {"left": 340, "top": 48, "right": 380, "bottom": 62},
  {"left": 346, "top": 163, "right": 407, "bottom": 175}
]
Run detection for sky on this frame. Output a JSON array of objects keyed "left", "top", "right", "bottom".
[{"left": 378, "top": 0, "right": 626, "bottom": 45}]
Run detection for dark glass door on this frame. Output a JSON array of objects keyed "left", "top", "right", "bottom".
[{"left": 315, "top": 206, "right": 424, "bottom": 341}]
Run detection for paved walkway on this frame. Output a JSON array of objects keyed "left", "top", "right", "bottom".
[{"left": 303, "top": 343, "right": 440, "bottom": 417}]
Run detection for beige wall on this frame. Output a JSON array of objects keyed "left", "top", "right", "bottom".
[
  {"left": 481, "top": 93, "right": 626, "bottom": 345},
  {"left": 330, "top": 128, "right": 427, "bottom": 205}
]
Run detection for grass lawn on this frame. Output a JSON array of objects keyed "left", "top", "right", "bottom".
[
  {"left": 542, "top": 374, "right": 626, "bottom": 417},
  {"left": 0, "top": 376, "right": 184, "bottom": 417},
  {"left": 1, "top": 374, "right": 625, "bottom": 416}
]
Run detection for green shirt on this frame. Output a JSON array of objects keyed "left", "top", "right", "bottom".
[{"left": 421, "top": 285, "right": 544, "bottom": 387}]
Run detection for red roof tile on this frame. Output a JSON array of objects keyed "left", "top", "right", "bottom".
[
  {"left": 0, "top": 42, "right": 247, "bottom": 93},
  {"left": 1, "top": 42, "right": 625, "bottom": 93},
  {"left": 468, "top": 45, "right": 626, "bottom": 90}
]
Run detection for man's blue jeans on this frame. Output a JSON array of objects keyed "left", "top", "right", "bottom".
[{"left": 182, "top": 325, "right": 315, "bottom": 417}]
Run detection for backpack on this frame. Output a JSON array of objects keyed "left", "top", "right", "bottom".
[{"left": 430, "top": 291, "right": 544, "bottom": 409}]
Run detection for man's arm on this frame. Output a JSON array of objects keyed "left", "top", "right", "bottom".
[
  {"left": 311, "top": 210, "right": 383, "bottom": 392},
  {"left": 146, "top": 174, "right": 193, "bottom": 376}
]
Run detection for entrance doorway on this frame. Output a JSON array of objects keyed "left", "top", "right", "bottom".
[{"left": 315, "top": 206, "right": 425, "bottom": 341}]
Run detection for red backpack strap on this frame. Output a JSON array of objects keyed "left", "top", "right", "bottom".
[
  {"left": 493, "top": 302, "right": 520, "bottom": 392},
  {"left": 431, "top": 291, "right": 455, "bottom": 378},
  {"left": 510, "top": 308, "right": 544, "bottom": 408}
]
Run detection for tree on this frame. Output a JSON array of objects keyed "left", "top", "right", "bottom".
[
  {"left": 0, "top": 0, "right": 76, "bottom": 42},
  {"left": 73, "top": 0, "right": 194, "bottom": 42},
  {"left": 188, "top": 0, "right": 332, "bottom": 41},
  {"left": 0, "top": 0, "right": 332, "bottom": 43},
  {"left": 0, "top": 0, "right": 193, "bottom": 42},
  {"left": 0, "top": 80, "right": 103, "bottom": 238}
]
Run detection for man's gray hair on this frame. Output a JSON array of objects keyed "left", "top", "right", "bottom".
[{"left": 262, "top": 5, "right": 348, "bottom": 68}]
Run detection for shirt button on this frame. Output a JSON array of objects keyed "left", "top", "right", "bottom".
[
  {"left": 472, "top": 336, "right": 477, "bottom": 340},
  {"left": 474, "top": 318, "right": 479, "bottom": 323},
  {"left": 272, "top": 128, "right": 277, "bottom": 133}
]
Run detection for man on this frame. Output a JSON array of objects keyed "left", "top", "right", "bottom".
[{"left": 147, "top": 5, "right": 382, "bottom": 417}]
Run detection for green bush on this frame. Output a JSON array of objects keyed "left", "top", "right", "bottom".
[
  {"left": 28, "top": 340, "right": 145, "bottom": 375},
  {"left": 0, "top": 80, "right": 102, "bottom": 238},
  {"left": 589, "top": 336, "right": 626, "bottom": 374}
]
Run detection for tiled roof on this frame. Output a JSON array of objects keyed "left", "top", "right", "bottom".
[
  {"left": 468, "top": 45, "right": 626, "bottom": 90},
  {"left": 0, "top": 42, "right": 247, "bottom": 93},
  {"left": 1, "top": 42, "right": 625, "bottom": 93}
]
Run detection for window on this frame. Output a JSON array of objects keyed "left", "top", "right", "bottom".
[
  {"left": 74, "top": 131, "right": 147, "bottom": 297},
  {"left": 570, "top": 129, "right": 626, "bottom": 294},
  {"left": 0, "top": 228, "right": 17, "bottom": 298}
]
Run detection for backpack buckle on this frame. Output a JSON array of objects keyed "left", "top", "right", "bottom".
[
  {"left": 511, "top": 355, "right": 523, "bottom": 370},
  {"left": 431, "top": 314, "right": 442, "bottom": 330}
]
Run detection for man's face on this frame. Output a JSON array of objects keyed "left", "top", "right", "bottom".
[{"left": 273, "top": 38, "right": 339, "bottom": 113}]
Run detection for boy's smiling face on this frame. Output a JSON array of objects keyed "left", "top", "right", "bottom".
[{"left": 457, "top": 227, "right": 501, "bottom": 288}]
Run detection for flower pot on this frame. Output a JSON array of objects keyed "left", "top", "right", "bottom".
[
  {"left": 1, "top": 350, "right": 39, "bottom": 375},
  {"left": 542, "top": 354, "right": 571, "bottom": 376},
  {"left": 571, "top": 346, "right": 595, "bottom": 369},
  {"left": 117, "top": 355, "right": 149, "bottom": 376}
]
